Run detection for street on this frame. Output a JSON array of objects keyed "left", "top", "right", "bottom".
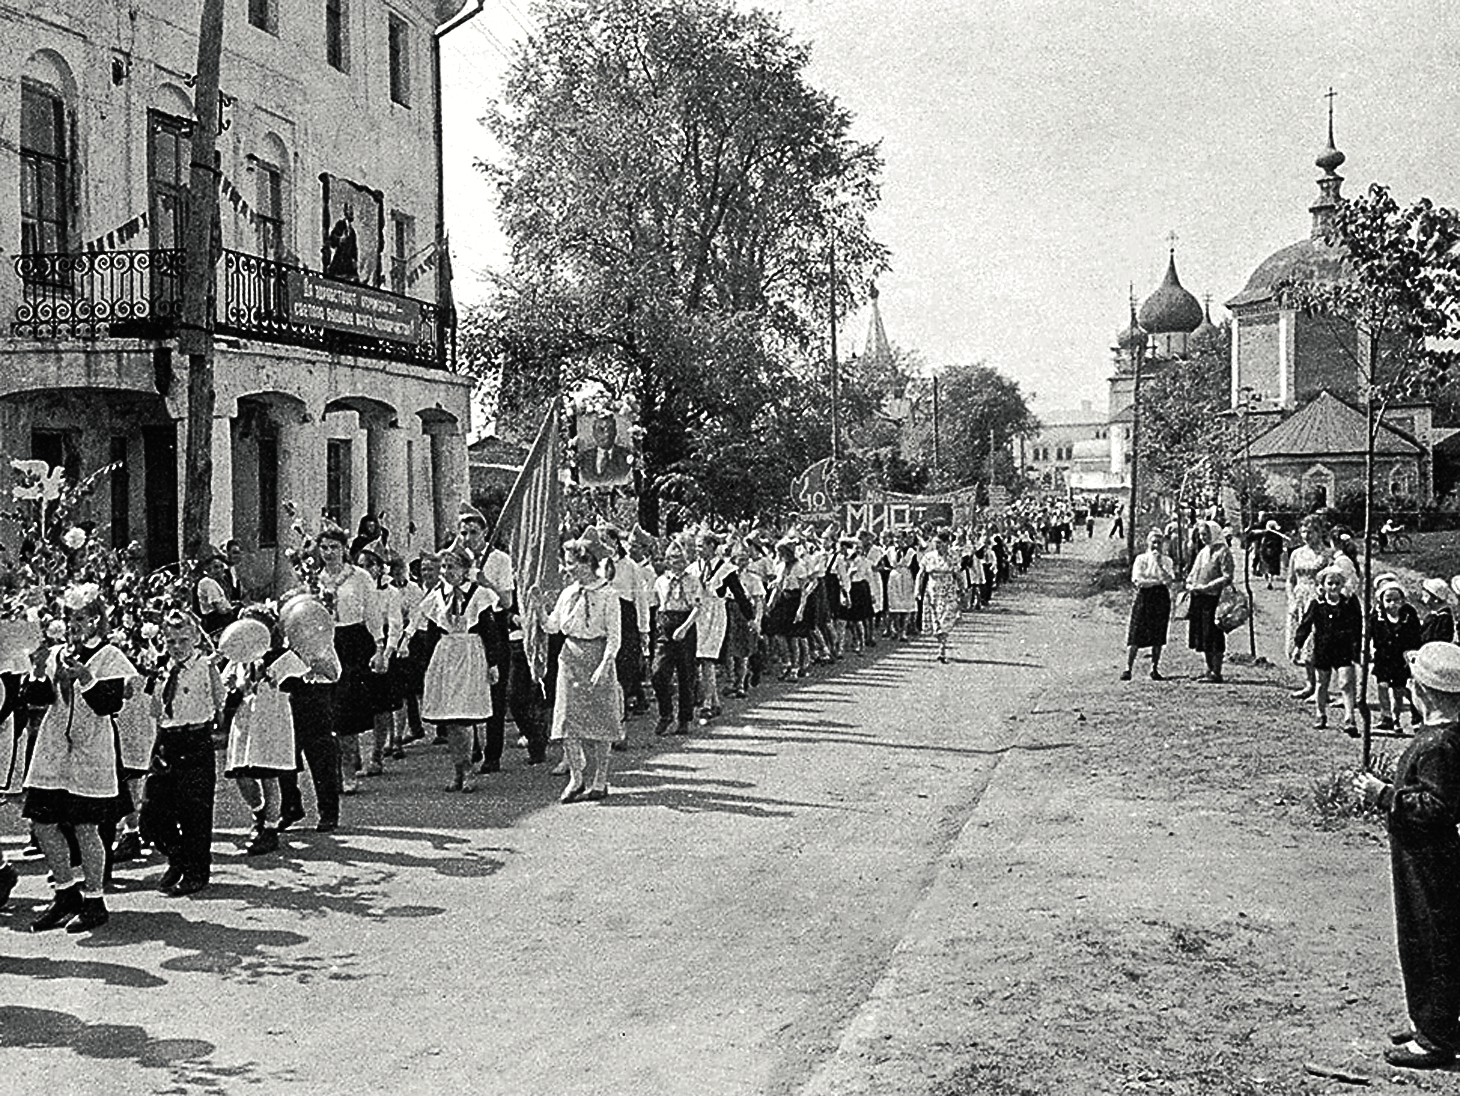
[{"left": 0, "top": 541, "right": 1094, "bottom": 1096}]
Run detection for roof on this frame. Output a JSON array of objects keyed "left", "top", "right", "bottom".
[
  {"left": 1110, "top": 403, "right": 1135, "bottom": 424},
  {"left": 1226, "top": 236, "right": 1346, "bottom": 309},
  {"left": 1039, "top": 406, "right": 1105, "bottom": 427},
  {"left": 1243, "top": 390, "right": 1422, "bottom": 459},
  {"left": 1137, "top": 252, "right": 1204, "bottom": 334}
]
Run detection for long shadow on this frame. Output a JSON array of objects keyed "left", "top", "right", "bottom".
[
  {"left": 0, "top": 1004, "right": 269, "bottom": 1092},
  {"left": 947, "top": 656, "right": 1046, "bottom": 669},
  {"left": 700, "top": 730, "right": 1080, "bottom": 760},
  {"left": 0, "top": 954, "right": 168, "bottom": 989}
]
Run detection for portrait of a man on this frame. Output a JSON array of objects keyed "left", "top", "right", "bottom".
[{"left": 575, "top": 412, "right": 635, "bottom": 488}]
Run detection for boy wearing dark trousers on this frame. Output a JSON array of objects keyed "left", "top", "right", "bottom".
[{"left": 140, "top": 612, "right": 225, "bottom": 896}]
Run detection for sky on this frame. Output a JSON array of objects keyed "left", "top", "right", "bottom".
[{"left": 438, "top": 0, "right": 1460, "bottom": 420}]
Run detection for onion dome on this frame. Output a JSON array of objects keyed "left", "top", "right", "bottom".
[
  {"left": 1190, "top": 296, "right": 1221, "bottom": 350},
  {"left": 1116, "top": 319, "right": 1147, "bottom": 350},
  {"left": 1137, "top": 250, "right": 1204, "bottom": 335}
]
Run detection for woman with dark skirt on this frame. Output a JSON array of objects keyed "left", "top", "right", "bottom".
[
  {"left": 1123, "top": 529, "right": 1175, "bottom": 681},
  {"left": 315, "top": 525, "right": 382, "bottom": 796},
  {"left": 1185, "top": 520, "right": 1234, "bottom": 683}
]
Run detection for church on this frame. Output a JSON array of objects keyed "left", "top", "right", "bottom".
[
  {"left": 1105, "top": 106, "right": 1439, "bottom": 514},
  {"left": 1225, "top": 110, "right": 1433, "bottom": 510}
]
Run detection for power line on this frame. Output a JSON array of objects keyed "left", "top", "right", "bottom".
[{"left": 497, "top": 0, "right": 536, "bottom": 38}]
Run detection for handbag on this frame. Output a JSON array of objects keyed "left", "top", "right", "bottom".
[
  {"left": 1215, "top": 585, "right": 1250, "bottom": 632},
  {"left": 1171, "top": 589, "right": 1192, "bottom": 621}
]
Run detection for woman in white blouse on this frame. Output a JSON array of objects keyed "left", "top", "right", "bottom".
[
  {"left": 1123, "top": 528, "right": 1175, "bottom": 681},
  {"left": 546, "top": 533, "right": 622, "bottom": 803},
  {"left": 316, "top": 527, "right": 382, "bottom": 795}
]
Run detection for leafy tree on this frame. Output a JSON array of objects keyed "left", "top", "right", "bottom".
[
  {"left": 899, "top": 363, "right": 1039, "bottom": 497},
  {"left": 469, "top": 0, "right": 888, "bottom": 528},
  {"left": 1277, "top": 183, "right": 1460, "bottom": 756},
  {"left": 1135, "top": 323, "right": 1236, "bottom": 529}
]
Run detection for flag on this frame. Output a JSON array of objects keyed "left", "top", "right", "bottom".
[
  {"left": 492, "top": 405, "right": 562, "bottom": 687},
  {"left": 790, "top": 457, "right": 835, "bottom": 515}
]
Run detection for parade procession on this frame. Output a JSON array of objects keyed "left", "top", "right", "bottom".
[{"left": 11, "top": 1, "right": 1460, "bottom": 1094}]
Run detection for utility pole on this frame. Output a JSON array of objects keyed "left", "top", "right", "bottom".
[
  {"left": 179, "top": 0, "right": 226, "bottom": 561},
  {"left": 828, "top": 234, "right": 840, "bottom": 464},
  {"left": 1126, "top": 289, "right": 1143, "bottom": 561}
]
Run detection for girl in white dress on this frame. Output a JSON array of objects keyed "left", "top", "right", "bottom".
[
  {"left": 225, "top": 616, "right": 308, "bottom": 855},
  {"left": 22, "top": 585, "right": 138, "bottom": 933},
  {"left": 417, "top": 542, "right": 504, "bottom": 792}
]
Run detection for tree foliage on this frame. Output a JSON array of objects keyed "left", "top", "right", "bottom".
[
  {"left": 1136, "top": 324, "right": 1235, "bottom": 511},
  {"left": 900, "top": 363, "right": 1039, "bottom": 497},
  {"left": 467, "top": 0, "right": 889, "bottom": 527}
]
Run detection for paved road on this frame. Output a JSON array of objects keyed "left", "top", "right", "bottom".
[{"left": 0, "top": 542, "right": 1108, "bottom": 1095}]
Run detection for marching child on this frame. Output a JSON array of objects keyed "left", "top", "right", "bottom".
[
  {"left": 1370, "top": 580, "right": 1423, "bottom": 732},
  {"left": 416, "top": 541, "right": 505, "bottom": 793},
  {"left": 224, "top": 610, "right": 305, "bottom": 855},
  {"left": 21, "top": 584, "right": 138, "bottom": 932},
  {"left": 140, "top": 610, "right": 225, "bottom": 896},
  {"left": 1294, "top": 565, "right": 1362, "bottom": 735}
]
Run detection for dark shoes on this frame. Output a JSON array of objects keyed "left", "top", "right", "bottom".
[
  {"left": 1385, "top": 1042, "right": 1455, "bottom": 1069},
  {"left": 1119, "top": 670, "right": 1132, "bottom": 681},
  {"left": 0, "top": 862, "right": 18, "bottom": 909},
  {"left": 31, "top": 884, "right": 83, "bottom": 932},
  {"left": 477, "top": 761, "right": 500, "bottom": 774},
  {"left": 580, "top": 788, "right": 608, "bottom": 802},
  {"left": 165, "top": 877, "right": 208, "bottom": 897},
  {"left": 158, "top": 865, "right": 184, "bottom": 892},
  {"left": 1150, "top": 670, "right": 1164, "bottom": 681},
  {"left": 277, "top": 807, "right": 306, "bottom": 833},
  {"left": 315, "top": 819, "right": 338, "bottom": 833},
  {"left": 66, "top": 896, "right": 109, "bottom": 933},
  {"left": 245, "top": 828, "right": 279, "bottom": 856},
  {"left": 112, "top": 831, "right": 143, "bottom": 862},
  {"left": 654, "top": 719, "right": 672, "bottom": 737}
]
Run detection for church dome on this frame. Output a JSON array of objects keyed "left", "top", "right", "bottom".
[
  {"left": 1137, "top": 252, "right": 1204, "bottom": 334},
  {"left": 1225, "top": 236, "right": 1345, "bottom": 310},
  {"left": 1190, "top": 300, "right": 1221, "bottom": 350},
  {"left": 1116, "top": 320, "right": 1147, "bottom": 350}
]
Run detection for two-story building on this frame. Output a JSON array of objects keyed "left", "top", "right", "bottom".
[{"left": 1, "top": 0, "right": 473, "bottom": 590}]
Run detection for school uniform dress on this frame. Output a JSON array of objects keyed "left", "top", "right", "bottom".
[
  {"left": 139, "top": 651, "right": 224, "bottom": 884},
  {"left": 225, "top": 651, "right": 306, "bottom": 777},
  {"left": 1284, "top": 545, "right": 1329, "bottom": 665},
  {"left": 693, "top": 558, "right": 736, "bottom": 662},
  {"left": 547, "top": 579, "right": 622, "bottom": 743},
  {"left": 724, "top": 568, "right": 761, "bottom": 661},
  {"left": 1421, "top": 608, "right": 1456, "bottom": 647},
  {"left": 765, "top": 560, "right": 811, "bottom": 639},
  {"left": 845, "top": 554, "right": 877, "bottom": 622},
  {"left": 885, "top": 549, "right": 918, "bottom": 614},
  {"left": 320, "top": 564, "right": 381, "bottom": 737},
  {"left": 418, "top": 584, "right": 500, "bottom": 723},
  {"left": 475, "top": 546, "right": 516, "bottom": 770},
  {"left": 22, "top": 642, "right": 136, "bottom": 826}
]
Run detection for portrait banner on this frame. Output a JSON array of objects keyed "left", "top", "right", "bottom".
[
  {"left": 320, "top": 174, "right": 384, "bottom": 286},
  {"left": 573, "top": 411, "right": 637, "bottom": 489}
]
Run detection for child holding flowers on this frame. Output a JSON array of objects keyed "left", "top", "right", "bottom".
[{"left": 21, "top": 583, "right": 138, "bottom": 932}]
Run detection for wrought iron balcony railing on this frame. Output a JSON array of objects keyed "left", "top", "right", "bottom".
[{"left": 11, "top": 248, "right": 455, "bottom": 371}]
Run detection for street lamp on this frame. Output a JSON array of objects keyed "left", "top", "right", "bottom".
[{"left": 1237, "top": 385, "right": 1258, "bottom": 658}]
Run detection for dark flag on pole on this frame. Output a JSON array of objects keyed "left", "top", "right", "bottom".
[{"left": 491, "top": 405, "right": 563, "bottom": 686}]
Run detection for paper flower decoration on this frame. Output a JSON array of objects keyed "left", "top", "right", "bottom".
[
  {"left": 11, "top": 459, "right": 65, "bottom": 503},
  {"left": 60, "top": 582, "right": 103, "bottom": 612},
  {"left": 61, "top": 527, "right": 87, "bottom": 550}
]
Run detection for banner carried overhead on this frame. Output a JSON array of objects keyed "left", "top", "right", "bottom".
[
  {"left": 843, "top": 498, "right": 953, "bottom": 535},
  {"left": 790, "top": 458, "right": 835, "bottom": 518}
]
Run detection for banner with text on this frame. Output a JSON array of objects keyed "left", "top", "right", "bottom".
[
  {"left": 287, "top": 270, "right": 424, "bottom": 343},
  {"left": 843, "top": 499, "right": 953, "bottom": 536}
]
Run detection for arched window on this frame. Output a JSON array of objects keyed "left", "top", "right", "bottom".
[
  {"left": 20, "top": 50, "right": 78, "bottom": 278},
  {"left": 252, "top": 132, "right": 290, "bottom": 260}
]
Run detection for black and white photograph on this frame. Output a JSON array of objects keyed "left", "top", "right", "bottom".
[{"left": 5, "top": 1, "right": 1460, "bottom": 1093}]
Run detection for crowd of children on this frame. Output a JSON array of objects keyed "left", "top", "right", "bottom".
[{"left": 0, "top": 499, "right": 1067, "bottom": 935}]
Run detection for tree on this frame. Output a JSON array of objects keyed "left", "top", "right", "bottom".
[
  {"left": 1277, "top": 183, "right": 1460, "bottom": 760},
  {"left": 470, "top": 0, "right": 888, "bottom": 528},
  {"left": 901, "top": 363, "right": 1038, "bottom": 497},
  {"left": 1136, "top": 323, "right": 1236, "bottom": 533}
]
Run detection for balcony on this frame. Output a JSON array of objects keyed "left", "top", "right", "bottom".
[{"left": 12, "top": 248, "right": 456, "bottom": 371}]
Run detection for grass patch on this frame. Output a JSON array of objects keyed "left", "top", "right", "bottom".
[
  {"left": 1401, "top": 528, "right": 1460, "bottom": 578},
  {"left": 1305, "top": 748, "right": 1398, "bottom": 830}
]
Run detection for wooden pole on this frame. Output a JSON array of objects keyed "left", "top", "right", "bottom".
[
  {"left": 179, "top": 0, "right": 226, "bottom": 561},
  {"left": 828, "top": 235, "right": 840, "bottom": 465}
]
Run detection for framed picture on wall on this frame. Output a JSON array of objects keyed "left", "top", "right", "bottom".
[{"left": 320, "top": 173, "right": 384, "bottom": 285}]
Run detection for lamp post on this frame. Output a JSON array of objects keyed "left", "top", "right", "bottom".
[{"left": 1237, "top": 385, "right": 1258, "bottom": 658}]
